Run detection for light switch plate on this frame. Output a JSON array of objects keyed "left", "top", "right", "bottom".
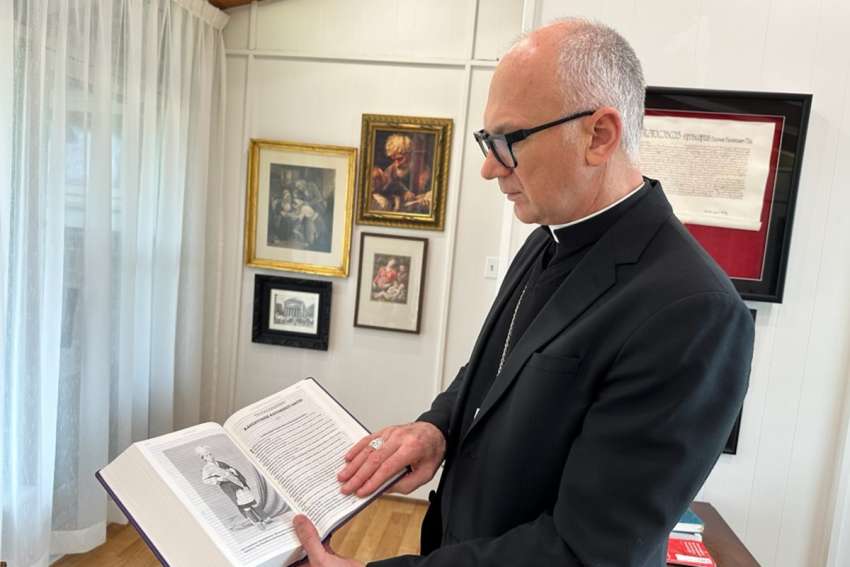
[{"left": 484, "top": 256, "right": 499, "bottom": 279}]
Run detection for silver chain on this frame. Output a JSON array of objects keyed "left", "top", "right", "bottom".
[{"left": 497, "top": 283, "right": 528, "bottom": 375}]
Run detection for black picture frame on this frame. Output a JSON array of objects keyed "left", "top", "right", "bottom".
[
  {"left": 645, "top": 86, "right": 812, "bottom": 303},
  {"left": 252, "top": 274, "right": 332, "bottom": 350}
]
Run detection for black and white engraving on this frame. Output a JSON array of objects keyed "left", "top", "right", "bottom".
[
  {"left": 269, "top": 289, "right": 320, "bottom": 335},
  {"left": 267, "top": 164, "right": 335, "bottom": 253},
  {"left": 162, "top": 434, "right": 290, "bottom": 540}
]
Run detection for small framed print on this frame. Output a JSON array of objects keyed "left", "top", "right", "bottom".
[
  {"left": 245, "top": 139, "right": 356, "bottom": 277},
  {"left": 356, "top": 114, "right": 453, "bottom": 231},
  {"left": 252, "top": 274, "right": 331, "bottom": 350},
  {"left": 642, "top": 87, "right": 811, "bottom": 302},
  {"left": 354, "top": 233, "right": 427, "bottom": 333}
]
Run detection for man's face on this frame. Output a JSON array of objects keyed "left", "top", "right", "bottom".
[
  {"left": 481, "top": 43, "right": 592, "bottom": 225},
  {"left": 389, "top": 149, "right": 409, "bottom": 168}
]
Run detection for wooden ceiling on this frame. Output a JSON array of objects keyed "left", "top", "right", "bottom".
[{"left": 209, "top": 0, "right": 256, "bottom": 9}]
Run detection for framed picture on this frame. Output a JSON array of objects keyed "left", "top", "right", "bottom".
[
  {"left": 356, "top": 114, "right": 453, "bottom": 231},
  {"left": 252, "top": 274, "right": 332, "bottom": 350},
  {"left": 354, "top": 233, "right": 427, "bottom": 333},
  {"left": 245, "top": 139, "right": 356, "bottom": 277},
  {"left": 642, "top": 87, "right": 812, "bottom": 302}
]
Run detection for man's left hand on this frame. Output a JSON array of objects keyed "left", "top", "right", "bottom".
[{"left": 292, "top": 515, "right": 364, "bottom": 567}]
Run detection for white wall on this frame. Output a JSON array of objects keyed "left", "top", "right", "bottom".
[{"left": 206, "top": 1, "right": 850, "bottom": 565}]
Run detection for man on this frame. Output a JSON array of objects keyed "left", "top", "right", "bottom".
[
  {"left": 196, "top": 446, "right": 269, "bottom": 530},
  {"left": 293, "top": 18, "right": 754, "bottom": 566}
]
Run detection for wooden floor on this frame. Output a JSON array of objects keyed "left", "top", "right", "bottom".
[{"left": 53, "top": 496, "right": 427, "bottom": 566}]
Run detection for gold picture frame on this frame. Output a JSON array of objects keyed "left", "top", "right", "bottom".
[
  {"left": 356, "top": 114, "right": 453, "bottom": 231},
  {"left": 245, "top": 139, "right": 356, "bottom": 277}
]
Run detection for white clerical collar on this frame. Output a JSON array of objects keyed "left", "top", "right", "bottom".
[{"left": 548, "top": 182, "right": 646, "bottom": 243}]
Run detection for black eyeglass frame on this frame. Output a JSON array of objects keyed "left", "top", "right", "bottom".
[{"left": 473, "top": 109, "right": 596, "bottom": 168}]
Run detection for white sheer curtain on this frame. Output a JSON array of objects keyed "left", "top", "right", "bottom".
[{"left": 0, "top": 1, "right": 228, "bottom": 565}]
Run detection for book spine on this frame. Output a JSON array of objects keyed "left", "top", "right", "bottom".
[{"left": 95, "top": 470, "right": 171, "bottom": 567}]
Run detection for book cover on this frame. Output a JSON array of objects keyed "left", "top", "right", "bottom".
[
  {"left": 673, "top": 507, "right": 705, "bottom": 534},
  {"left": 666, "top": 537, "right": 716, "bottom": 567}
]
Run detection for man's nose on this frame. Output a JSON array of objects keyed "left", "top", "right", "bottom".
[{"left": 480, "top": 152, "right": 512, "bottom": 180}]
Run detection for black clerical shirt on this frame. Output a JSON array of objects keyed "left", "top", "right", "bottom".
[{"left": 460, "top": 183, "right": 651, "bottom": 436}]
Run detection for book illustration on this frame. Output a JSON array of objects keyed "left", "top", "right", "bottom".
[
  {"left": 141, "top": 426, "right": 299, "bottom": 563},
  {"left": 163, "top": 436, "right": 290, "bottom": 534}
]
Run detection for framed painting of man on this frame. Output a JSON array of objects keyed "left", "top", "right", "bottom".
[
  {"left": 354, "top": 233, "right": 427, "bottom": 333},
  {"left": 252, "top": 274, "right": 332, "bottom": 350},
  {"left": 356, "top": 114, "right": 453, "bottom": 231},
  {"left": 245, "top": 140, "right": 356, "bottom": 277}
]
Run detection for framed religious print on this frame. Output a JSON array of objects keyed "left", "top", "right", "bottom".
[
  {"left": 356, "top": 114, "right": 453, "bottom": 231},
  {"left": 354, "top": 233, "right": 427, "bottom": 333},
  {"left": 245, "top": 139, "right": 356, "bottom": 277},
  {"left": 642, "top": 87, "right": 812, "bottom": 303},
  {"left": 252, "top": 274, "right": 332, "bottom": 350}
]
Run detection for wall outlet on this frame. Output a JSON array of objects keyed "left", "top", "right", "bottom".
[{"left": 484, "top": 256, "right": 499, "bottom": 279}]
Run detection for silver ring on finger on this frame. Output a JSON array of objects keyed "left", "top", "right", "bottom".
[{"left": 369, "top": 438, "right": 385, "bottom": 451}]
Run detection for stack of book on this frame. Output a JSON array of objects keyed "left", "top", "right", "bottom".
[{"left": 666, "top": 507, "right": 717, "bottom": 567}]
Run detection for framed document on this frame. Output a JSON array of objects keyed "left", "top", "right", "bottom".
[{"left": 642, "top": 87, "right": 812, "bottom": 302}]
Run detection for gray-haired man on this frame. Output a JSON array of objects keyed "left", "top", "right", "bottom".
[{"left": 293, "top": 19, "right": 753, "bottom": 567}]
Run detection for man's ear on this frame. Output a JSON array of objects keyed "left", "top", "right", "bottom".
[{"left": 585, "top": 107, "right": 623, "bottom": 166}]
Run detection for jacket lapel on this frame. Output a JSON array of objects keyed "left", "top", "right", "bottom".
[{"left": 461, "top": 182, "right": 673, "bottom": 444}]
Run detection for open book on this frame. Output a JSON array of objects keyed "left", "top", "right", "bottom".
[{"left": 97, "top": 378, "right": 403, "bottom": 566}]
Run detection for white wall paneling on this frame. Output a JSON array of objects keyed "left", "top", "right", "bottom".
[
  {"left": 208, "top": 0, "right": 850, "bottom": 564},
  {"left": 440, "top": 66, "right": 504, "bottom": 388}
]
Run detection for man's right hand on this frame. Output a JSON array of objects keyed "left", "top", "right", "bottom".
[{"left": 337, "top": 422, "right": 446, "bottom": 498}]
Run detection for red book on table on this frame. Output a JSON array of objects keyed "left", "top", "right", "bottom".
[{"left": 666, "top": 537, "right": 717, "bottom": 566}]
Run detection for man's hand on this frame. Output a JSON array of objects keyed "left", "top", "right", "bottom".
[
  {"left": 292, "top": 515, "right": 363, "bottom": 567},
  {"left": 338, "top": 422, "right": 446, "bottom": 497}
]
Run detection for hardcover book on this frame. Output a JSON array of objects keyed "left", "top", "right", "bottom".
[
  {"left": 673, "top": 507, "right": 705, "bottom": 534},
  {"left": 666, "top": 537, "right": 716, "bottom": 567},
  {"left": 97, "top": 378, "right": 403, "bottom": 566}
]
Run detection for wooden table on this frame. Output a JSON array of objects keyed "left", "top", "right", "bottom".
[{"left": 680, "top": 502, "right": 760, "bottom": 566}]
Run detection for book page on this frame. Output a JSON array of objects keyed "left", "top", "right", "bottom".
[
  {"left": 225, "top": 380, "right": 385, "bottom": 536},
  {"left": 137, "top": 422, "right": 301, "bottom": 566}
]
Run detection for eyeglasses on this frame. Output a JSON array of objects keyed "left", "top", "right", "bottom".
[{"left": 473, "top": 109, "right": 596, "bottom": 169}]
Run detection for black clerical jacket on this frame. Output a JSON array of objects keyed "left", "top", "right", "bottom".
[{"left": 370, "top": 179, "right": 754, "bottom": 567}]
